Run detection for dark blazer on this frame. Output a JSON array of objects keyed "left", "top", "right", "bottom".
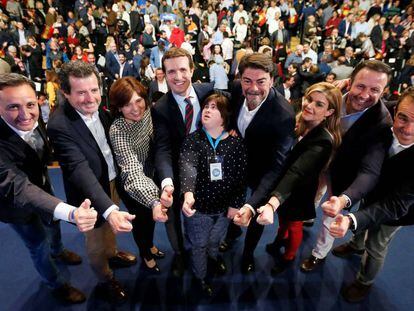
[
  {"left": 330, "top": 99, "right": 393, "bottom": 204},
  {"left": 148, "top": 80, "right": 169, "bottom": 103},
  {"left": 231, "top": 81, "right": 295, "bottom": 208},
  {"left": 105, "top": 51, "right": 120, "bottom": 81},
  {"left": 47, "top": 101, "right": 115, "bottom": 218},
  {"left": 338, "top": 20, "right": 352, "bottom": 38},
  {"left": 273, "top": 125, "right": 333, "bottom": 221},
  {"left": 370, "top": 25, "right": 384, "bottom": 50},
  {"left": 353, "top": 142, "right": 414, "bottom": 232},
  {"left": 152, "top": 83, "right": 214, "bottom": 187},
  {"left": 270, "top": 29, "right": 290, "bottom": 48},
  {"left": 0, "top": 118, "right": 59, "bottom": 224},
  {"left": 120, "top": 61, "right": 137, "bottom": 78}
]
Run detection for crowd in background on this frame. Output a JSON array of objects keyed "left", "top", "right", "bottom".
[{"left": 1, "top": 0, "right": 414, "bottom": 117}]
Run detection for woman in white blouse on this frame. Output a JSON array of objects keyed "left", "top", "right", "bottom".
[{"left": 233, "top": 17, "right": 248, "bottom": 44}]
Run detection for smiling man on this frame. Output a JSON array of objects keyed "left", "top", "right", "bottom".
[
  {"left": 47, "top": 61, "right": 137, "bottom": 304},
  {"left": 0, "top": 73, "right": 98, "bottom": 304},
  {"left": 223, "top": 53, "right": 296, "bottom": 273},
  {"left": 300, "top": 60, "right": 394, "bottom": 274},
  {"left": 152, "top": 48, "right": 215, "bottom": 277},
  {"left": 328, "top": 87, "right": 414, "bottom": 302}
]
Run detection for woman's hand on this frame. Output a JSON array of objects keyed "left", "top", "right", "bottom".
[{"left": 182, "top": 192, "right": 196, "bottom": 217}]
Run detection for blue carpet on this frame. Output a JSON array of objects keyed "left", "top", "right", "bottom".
[{"left": 0, "top": 168, "right": 412, "bottom": 310}]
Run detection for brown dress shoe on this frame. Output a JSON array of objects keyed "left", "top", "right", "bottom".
[
  {"left": 332, "top": 243, "right": 365, "bottom": 258},
  {"left": 108, "top": 251, "right": 137, "bottom": 268},
  {"left": 52, "top": 283, "right": 86, "bottom": 304},
  {"left": 97, "top": 278, "right": 128, "bottom": 304},
  {"left": 300, "top": 255, "right": 325, "bottom": 272},
  {"left": 341, "top": 280, "right": 372, "bottom": 302},
  {"left": 52, "top": 249, "right": 82, "bottom": 265}
]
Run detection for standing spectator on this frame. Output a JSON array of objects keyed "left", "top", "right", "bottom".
[{"left": 209, "top": 56, "right": 229, "bottom": 91}]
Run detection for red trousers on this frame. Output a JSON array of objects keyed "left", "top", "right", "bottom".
[{"left": 276, "top": 217, "right": 303, "bottom": 261}]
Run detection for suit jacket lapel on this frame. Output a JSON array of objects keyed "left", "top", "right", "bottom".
[
  {"left": 244, "top": 88, "right": 275, "bottom": 137},
  {"left": 168, "top": 92, "right": 186, "bottom": 136},
  {"left": 63, "top": 101, "right": 101, "bottom": 153}
]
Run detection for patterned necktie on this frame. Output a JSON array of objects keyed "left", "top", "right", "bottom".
[{"left": 184, "top": 97, "right": 193, "bottom": 135}]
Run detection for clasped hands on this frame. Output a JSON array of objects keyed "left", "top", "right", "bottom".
[
  {"left": 153, "top": 185, "right": 174, "bottom": 222},
  {"left": 231, "top": 197, "right": 280, "bottom": 227}
]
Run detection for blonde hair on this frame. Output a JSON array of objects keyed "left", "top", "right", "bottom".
[{"left": 296, "top": 82, "right": 342, "bottom": 150}]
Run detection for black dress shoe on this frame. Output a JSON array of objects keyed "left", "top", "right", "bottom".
[
  {"left": 271, "top": 258, "right": 294, "bottom": 275},
  {"left": 198, "top": 279, "right": 213, "bottom": 297},
  {"left": 171, "top": 254, "right": 185, "bottom": 277},
  {"left": 341, "top": 280, "right": 372, "bottom": 303},
  {"left": 241, "top": 258, "right": 255, "bottom": 274},
  {"left": 108, "top": 251, "right": 137, "bottom": 268},
  {"left": 141, "top": 258, "right": 161, "bottom": 273},
  {"left": 265, "top": 239, "right": 287, "bottom": 257},
  {"left": 332, "top": 243, "right": 365, "bottom": 258},
  {"left": 209, "top": 256, "right": 227, "bottom": 275},
  {"left": 150, "top": 248, "right": 165, "bottom": 259},
  {"left": 52, "top": 249, "right": 82, "bottom": 265},
  {"left": 300, "top": 255, "right": 325, "bottom": 272},
  {"left": 96, "top": 278, "right": 128, "bottom": 304},
  {"left": 52, "top": 283, "right": 86, "bottom": 304}
]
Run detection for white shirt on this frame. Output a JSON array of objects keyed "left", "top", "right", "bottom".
[
  {"left": 18, "top": 29, "right": 27, "bottom": 46},
  {"left": 76, "top": 110, "right": 118, "bottom": 219},
  {"left": 237, "top": 97, "right": 267, "bottom": 138},
  {"left": 302, "top": 49, "right": 318, "bottom": 64},
  {"left": 222, "top": 38, "right": 234, "bottom": 61},
  {"left": 283, "top": 85, "right": 291, "bottom": 101},
  {"left": 157, "top": 79, "right": 168, "bottom": 93}
]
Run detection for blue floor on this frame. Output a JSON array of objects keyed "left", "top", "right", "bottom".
[{"left": 0, "top": 168, "right": 412, "bottom": 311}]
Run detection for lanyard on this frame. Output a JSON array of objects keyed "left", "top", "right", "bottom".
[{"left": 203, "top": 127, "right": 227, "bottom": 153}]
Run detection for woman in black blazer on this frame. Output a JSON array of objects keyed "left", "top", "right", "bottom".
[{"left": 256, "top": 82, "right": 342, "bottom": 274}]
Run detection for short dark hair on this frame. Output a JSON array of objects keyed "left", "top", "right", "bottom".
[
  {"left": 162, "top": 47, "right": 194, "bottom": 73},
  {"left": 201, "top": 93, "right": 231, "bottom": 130},
  {"left": 0, "top": 73, "right": 35, "bottom": 92},
  {"left": 238, "top": 53, "right": 275, "bottom": 78},
  {"left": 350, "top": 60, "right": 392, "bottom": 85},
  {"left": 109, "top": 77, "right": 149, "bottom": 118},
  {"left": 395, "top": 86, "right": 414, "bottom": 112},
  {"left": 59, "top": 61, "right": 101, "bottom": 94}
]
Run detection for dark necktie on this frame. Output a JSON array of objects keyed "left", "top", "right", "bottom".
[
  {"left": 26, "top": 128, "right": 45, "bottom": 159},
  {"left": 184, "top": 97, "right": 193, "bottom": 135}
]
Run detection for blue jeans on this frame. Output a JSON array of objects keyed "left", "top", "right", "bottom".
[
  {"left": 43, "top": 220, "right": 65, "bottom": 256},
  {"left": 184, "top": 211, "right": 229, "bottom": 280},
  {"left": 10, "top": 216, "right": 66, "bottom": 289}
]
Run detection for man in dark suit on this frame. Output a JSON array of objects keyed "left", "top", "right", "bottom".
[
  {"left": 371, "top": 16, "right": 387, "bottom": 51},
  {"left": 328, "top": 88, "right": 414, "bottom": 302},
  {"left": 148, "top": 67, "right": 169, "bottom": 103},
  {"left": 300, "top": 60, "right": 394, "bottom": 272},
  {"left": 105, "top": 41, "right": 120, "bottom": 83},
  {"left": 152, "top": 48, "right": 215, "bottom": 278},
  {"left": 0, "top": 73, "right": 98, "bottom": 304},
  {"left": 225, "top": 53, "right": 296, "bottom": 273},
  {"left": 118, "top": 52, "right": 137, "bottom": 79},
  {"left": 275, "top": 74, "right": 295, "bottom": 102},
  {"left": 47, "top": 61, "right": 137, "bottom": 304}
]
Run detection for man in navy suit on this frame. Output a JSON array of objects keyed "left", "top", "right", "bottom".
[
  {"left": 152, "top": 48, "right": 215, "bottom": 279},
  {"left": 105, "top": 40, "right": 120, "bottom": 83},
  {"left": 118, "top": 52, "right": 137, "bottom": 78},
  {"left": 0, "top": 73, "right": 98, "bottom": 304},
  {"left": 225, "top": 53, "right": 296, "bottom": 273},
  {"left": 300, "top": 60, "right": 394, "bottom": 273},
  {"left": 47, "top": 61, "right": 137, "bottom": 304},
  {"left": 328, "top": 87, "right": 414, "bottom": 302}
]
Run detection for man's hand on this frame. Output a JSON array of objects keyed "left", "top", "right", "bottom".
[
  {"left": 256, "top": 204, "right": 274, "bottom": 225},
  {"left": 329, "top": 214, "right": 350, "bottom": 238},
  {"left": 160, "top": 185, "right": 174, "bottom": 208},
  {"left": 227, "top": 207, "right": 239, "bottom": 219},
  {"left": 233, "top": 206, "right": 253, "bottom": 227},
  {"left": 73, "top": 199, "right": 98, "bottom": 232},
  {"left": 182, "top": 192, "right": 196, "bottom": 217},
  {"left": 153, "top": 203, "right": 168, "bottom": 222},
  {"left": 322, "top": 196, "right": 345, "bottom": 217},
  {"left": 107, "top": 210, "right": 136, "bottom": 233}
]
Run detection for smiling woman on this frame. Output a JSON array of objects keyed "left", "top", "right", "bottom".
[{"left": 109, "top": 77, "right": 167, "bottom": 273}]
